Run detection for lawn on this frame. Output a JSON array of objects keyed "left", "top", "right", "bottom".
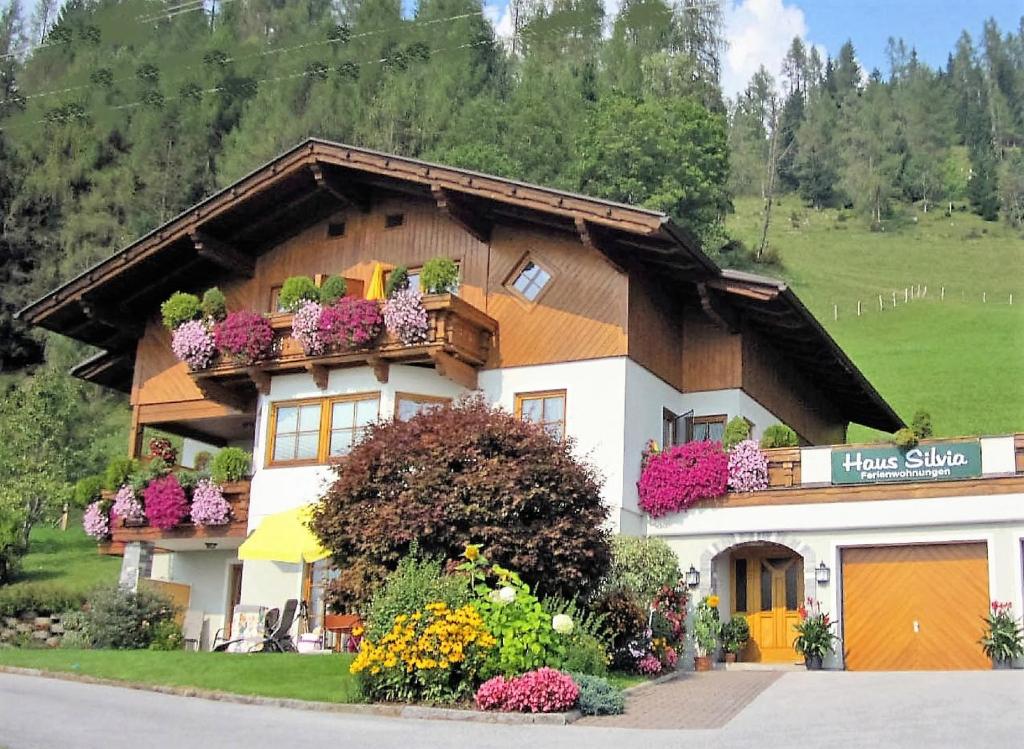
[
  {"left": 9, "top": 512, "right": 120, "bottom": 594},
  {"left": 726, "top": 197, "right": 1024, "bottom": 440},
  {"left": 0, "top": 649, "right": 362, "bottom": 703}
]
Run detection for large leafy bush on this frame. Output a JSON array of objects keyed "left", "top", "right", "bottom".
[
  {"left": 85, "top": 585, "right": 176, "bottom": 650},
  {"left": 311, "top": 397, "right": 611, "bottom": 606},
  {"left": 602, "top": 536, "right": 680, "bottom": 604}
]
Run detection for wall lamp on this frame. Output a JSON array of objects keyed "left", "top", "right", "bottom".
[
  {"left": 816, "top": 561, "right": 831, "bottom": 585},
  {"left": 685, "top": 565, "right": 700, "bottom": 588}
]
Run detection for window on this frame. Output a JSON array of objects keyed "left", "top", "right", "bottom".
[
  {"left": 734, "top": 558, "right": 748, "bottom": 613},
  {"left": 269, "top": 285, "right": 286, "bottom": 313},
  {"left": 688, "top": 414, "right": 726, "bottom": 443},
  {"left": 270, "top": 400, "right": 323, "bottom": 463},
  {"left": 327, "top": 394, "right": 380, "bottom": 457},
  {"left": 395, "top": 392, "right": 451, "bottom": 421},
  {"left": 327, "top": 221, "right": 346, "bottom": 238},
  {"left": 267, "top": 393, "right": 380, "bottom": 466},
  {"left": 662, "top": 408, "right": 680, "bottom": 448},
  {"left": 506, "top": 255, "right": 552, "bottom": 303},
  {"left": 515, "top": 390, "right": 566, "bottom": 440},
  {"left": 385, "top": 213, "right": 405, "bottom": 228},
  {"left": 386, "top": 263, "right": 460, "bottom": 296}
]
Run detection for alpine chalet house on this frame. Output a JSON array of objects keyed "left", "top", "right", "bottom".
[{"left": 21, "top": 140, "right": 1024, "bottom": 668}]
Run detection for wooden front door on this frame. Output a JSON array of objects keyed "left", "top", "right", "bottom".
[
  {"left": 732, "top": 548, "right": 804, "bottom": 663},
  {"left": 842, "top": 543, "right": 990, "bottom": 670},
  {"left": 225, "top": 564, "right": 243, "bottom": 638}
]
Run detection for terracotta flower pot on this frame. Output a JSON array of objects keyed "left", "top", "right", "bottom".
[
  {"left": 694, "top": 655, "right": 713, "bottom": 672},
  {"left": 724, "top": 652, "right": 737, "bottom": 664}
]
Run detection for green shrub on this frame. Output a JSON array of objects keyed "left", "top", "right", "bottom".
[
  {"left": 893, "top": 427, "right": 919, "bottom": 450},
  {"left": 176, "top": 470, "right": 204, "bottom": 491},
  {"left": 128, "top": 457, "right": 171, "bottom": 492},
  {"left": 319, "top": 275, "right": 348, "bottom": 305},
  {"left": 278, "top": 276, "right": 319, "bottom": 312},
  {"left": 911, "top": 410, "right": 933, "bottom": 440},
  {"left": 419, "top": 257, "right": 459, "bottom": 294},
  {"left": 571, "top": 673, "right": 625, "bottom": 715},
  {"left": 160, "top": 292, "right": 202, "bottom": 330},
  {"left": 760, "top": 424, "right": 799, "bottom": 449},
  {"left": 721, "top": 616, "right": 750, "bottom": 654},
  {"left": 200, "top": 287, "right": 227, "bottom": 321},
  {"left": 722, "top": 417, "right": 751, "bottom": 450},
  {"left": 148, "top": 619, "right": 184, "bottom": 650},
  {"left": 0, "top": 584, "right": 86, "bottom": 617},
  {"left": 560, "top": 632, "right": 609, "bottom": 676},
  {"left": 73, "top": 475, "right": 104, "bottom": 508},
  {"left": 59, "top": 611, "right": 92, "bottom": 649},
  {"left": 102, "top": 457, "right": 138, "bottom": 491},
  {"left": 364, "top": 549, "right": 470, "bottom": 639},
  {"left": 210, "top": 447, "right": 251, "bottom": 483},
  {"left": 85, "top": 585, "right": 176, "bottom": 649},
  {"left": 385, "top": 266, "right": 409, "bottom": 297},
  {"left": 602, "top": 536, "right": 680, "bottom": 604},
  {"left": 593, "top": 587, "right": 646, "bottom": 669}
]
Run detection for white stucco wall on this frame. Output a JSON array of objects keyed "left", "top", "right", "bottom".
[
  {"left": 148, "top": 549, "right": 238, "bottom": 649},
  {"left": 652, "top": 492, "right": 1024, "bottom": 669}
]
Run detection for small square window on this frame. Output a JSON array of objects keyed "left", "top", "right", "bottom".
[
  {"left": 327, "top": 221, "right": 346, "bottom": 237},
  {"left": 515, "top": 390, "right": 566, "bottom": 440},
  {"left": 506, "top": 256, "right": 552, "bottom": 303},
  {"left": 385, "top": 213, "right": 404, "bottom": 229}
]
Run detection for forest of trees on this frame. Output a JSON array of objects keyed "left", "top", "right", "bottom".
[{"left": 0, "top": 0, "right": 1021, "bottom": 373}]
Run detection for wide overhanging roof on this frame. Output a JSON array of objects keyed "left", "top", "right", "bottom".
[{"left": 18, "top": 138, "right": 902, "bottom": 432}]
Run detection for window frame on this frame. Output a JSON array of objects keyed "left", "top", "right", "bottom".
[
  {"left": 385, "top": 261, "right": 461, "bottom": 296},
  {"left": 393, "top": 392, "right": 452, "bottom": 420},
  {"left": 265, "top": 392, "right": 381, "bottom": 468},
  {"left": 504, "top": 253, "right": 554, "bottom": 306},
  {"left": 514, "top": 389, "right": 567, "bottom": 440},
  {"left": 662, "top": 407, "right": 679, "bottom": 448},
  {"left": 687, "top": 414, "right": 727, "bottom": 443}
]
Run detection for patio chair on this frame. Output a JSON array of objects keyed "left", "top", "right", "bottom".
[
  {"left": 181, "top": 609, "right": 204, "bottom": 651},
  {"left": 259, "top": 598, "right": 298, "bottom": 653},
  {"left": 213, "top": 606, "right": 279, "bottom": 653}
]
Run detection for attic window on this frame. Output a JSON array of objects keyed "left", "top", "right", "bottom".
[
  {"left": 327, "top": 221, "right": 346, "bottom": 238},
  {"left": 385, "top": 213, "right": 404, "bottom": 229},
  {"left": 506, "top": 255, "right": 552, "bottom": 303}
]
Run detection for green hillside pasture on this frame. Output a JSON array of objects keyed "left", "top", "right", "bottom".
[
  {"left": 726, "top": 199, "right": 1024, "bottom": 439},
  {"left": 8, "top": 512, "right": 119, "bottom": 594}
]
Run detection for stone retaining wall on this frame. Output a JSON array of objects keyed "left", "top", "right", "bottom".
[{"left": 0, "top": 612, "right": 67, "bottom": 648}]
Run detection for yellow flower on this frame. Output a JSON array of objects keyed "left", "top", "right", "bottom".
[
  {"left": 708, "top": 595, "right": 720, "bottom": 608},
  {"left": 463, "top": 544, "right": 482, "bottom": 561}
]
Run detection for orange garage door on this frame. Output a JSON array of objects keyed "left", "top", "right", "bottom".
[{"left": 842, "top": 543, "right": 990, "bottom": 670}]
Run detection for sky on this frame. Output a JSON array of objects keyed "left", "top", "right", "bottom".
[{"left": 481, "top": 0, "right": 1024, "bottom": 97}]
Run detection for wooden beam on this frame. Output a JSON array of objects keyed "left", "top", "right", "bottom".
[
  {"left": 367, "top": 356, "right": 390, "bottom": 384},
  {"left": 246, "top": 367, "right": 271, "bottom": 396},
  {"left": 190, "top": 231, "right": 255, "bottom": 278},
  {"left": 310, "top": 163, "right": 371, "bottom": 212},
  {"left": 236, "top": 189, "right": 325, "bottom": 242},
  {"left": 697, "top": 282, "right": 739, "bottom": 333},
  {"left": 191, "top": 377, "right": 252, "bottom": 414},
  {"left": 432, "top": 185, "right": 492, "bottom": 244},
  {"left": 575, "top": 218, "right": 626, "bottom": 274},
  {"left": 305, "top": 362, "right": 329, "bottom": 390},
  {"left": 429, "top": 350, "right": 477, "bottom": 389}
]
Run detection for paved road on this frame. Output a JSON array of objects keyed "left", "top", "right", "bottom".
[{"left": 2, "top": 670, "right": 1022, "bottom": 749}]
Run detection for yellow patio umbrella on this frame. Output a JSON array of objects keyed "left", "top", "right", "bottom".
[
  {"left": 365, "top": 262, "right": 386, "bottom": 301},
  {"left": 238, "top": 506, "right": 330, "bottom": 564}
]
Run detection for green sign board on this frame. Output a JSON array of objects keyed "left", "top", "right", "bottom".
[{"left": 831, "top": 441, "right": 982, "bottom": 485}]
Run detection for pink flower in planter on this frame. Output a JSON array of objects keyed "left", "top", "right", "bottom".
[
  {"left": 213, "top": 311, "right": 274, "bottom": 365},
  {"left": 171, "top": 319, "right": 216, "bottom": 370},
  {"left": 727, "top": 439, "right": 769, "bottom": 493},
  {"left": 319, "top": 297, "right": 383, "bottom": 349},
  {"left": 111, "top": 485, "right": 144, "bottom": 524},
  {"left": 638, "top": 441, "right": 729, "bottom": 517},
  {"left": 474, "top": 676, "right": 512, "bottom": 711},
  {"left": 190, "top": 479, "right": 231, "bottom": 526},
  {"left": 143, "top": 474, "right": 189, "bottom": 531},
  {"left": 83, "top": 501, "right": 110, "bottom": 540},
  {"left": 292, "top": 301, "right": 326, "bottom": 356},
  {"left": 382, "top": 287, "right": 428, "bottom": 344}
]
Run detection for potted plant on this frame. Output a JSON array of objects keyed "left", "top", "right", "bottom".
[
  {"left": 793, "top": 597, "right": 838, "bottom": 670},
  {"left": 721, "top": 616, "right": 750, "bottom": 663},
  {"left": 980, "top": 601, "right": 1024, "bottom": 668},
  {"left": 692, "top": 595, "right": 720, "bottom": 671}
]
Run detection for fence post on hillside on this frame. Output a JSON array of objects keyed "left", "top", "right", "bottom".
[
  {"left": 892, "top": 291, "right": 897, "bottom": 307},
  {"left": 905, "top": 288, "right": 909, "bottom": 303},
  {"left": 878, "top": 295, "right": 884, "bottom": 311},
  {"left": 941, "top": 286, "right": 945, "bottom": 301},
  {"left": 857, "top": 300, "right": 862, "bottom": 316},
  {"left": 1010, "top": 293, "right": 1014, "bottom": 305},
  {"left": 922, "top": 285, "right": 927, "bottom": 298},
  {"left": 833, "top": 304, "right": 838, "bottom": 321},
  {"left": 983, "top": 291, "right": 987, "bottom": 303}
]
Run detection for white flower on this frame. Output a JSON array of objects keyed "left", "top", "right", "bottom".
[
  {"left": 552, "top": 614, "right": 574, "bottom": 635},
  {"left": 488, "top": 590, "right": 502, "bottom": 603},
  {"left": 498, "top": 586, "right": 517, "bottom": 604}
]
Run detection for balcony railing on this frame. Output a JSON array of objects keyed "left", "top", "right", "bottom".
[
  {"left": 192, "top": 293, "right": 497, "bottom": 395},
  {"left": 105, "top": 479, "right": 250, "bottom": 548}
]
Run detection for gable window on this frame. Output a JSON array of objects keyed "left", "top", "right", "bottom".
[
  {"left": 327, "top": 394, "right": 381, "bottom": 457},
  {"left": 327, "top": 221, "right": 346, "bottom": 238},
  {"left": 688, "top": 414, "right": 727, "bottom": 443},
  {"left": 515, "top": 389, "right": 566, "bottom": 440},
  {"left": 395, "top": 392, "right": 451, "bottom": 421},
  {"left": 385, "top": 213, "right": 405, "bottom": 229},
  {"left": 270, "top": 400, "right": 323, "bottom": 464},
  {"left": 506, "top": 255, "right": 552, "bottom": 303}
]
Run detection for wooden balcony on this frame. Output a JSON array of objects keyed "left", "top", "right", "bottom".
[
  {"left": 192, "top": 293, "right": 497, "bottom": 398},
  {"left": 104, "top": 480, "right": 250, "bottom": 552}
]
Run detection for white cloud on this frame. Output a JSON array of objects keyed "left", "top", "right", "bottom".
[
  {"left": 722, "top": 0, "right": 814, "bottom": 98},
  {"left": 484, "top": 2, "right": 514, "bottom": 40}
]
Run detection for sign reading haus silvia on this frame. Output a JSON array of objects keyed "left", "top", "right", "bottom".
[{"left": 831, "top": 441, "right": 982, "bottom": 485}]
